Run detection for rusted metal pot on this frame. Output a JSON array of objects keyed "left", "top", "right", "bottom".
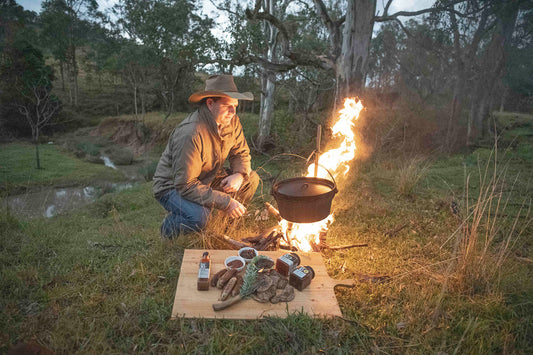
[{"left": 272, "top": 176, "right": 338, "bottom": 223}]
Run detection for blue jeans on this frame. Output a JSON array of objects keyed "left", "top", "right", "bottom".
[
  {"left": 157, "top": 170, "right": 260, "bottom": 238},
  {"left": 157, "top": 189, "right": 211, "bottom": 238}
]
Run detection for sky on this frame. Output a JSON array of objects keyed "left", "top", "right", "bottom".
[
  {"left": 17, "top": 0, "right": 437, "bottom": 18},
  {"left": 16, "top": 0, "right": 436, "bottom": 39}
]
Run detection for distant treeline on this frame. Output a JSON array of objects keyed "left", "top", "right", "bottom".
[{"left": 1, "top": 0, "right": 532, "bottom": 150}]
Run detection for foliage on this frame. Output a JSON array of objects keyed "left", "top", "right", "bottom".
[{"left": 0, "top": 143, "right": 123, "bottom": 195}]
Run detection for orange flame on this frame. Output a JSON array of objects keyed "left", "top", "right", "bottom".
[{"left": 280, "top": 98, "right": 364, "bottom": 252}]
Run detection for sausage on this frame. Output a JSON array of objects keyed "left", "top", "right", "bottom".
[
  {"left": 210, "top": 269, "right": 227, "bottom": 287},
  {"left": 220, "top": 277, "right": 237, "bottom": 301},
  {"left": 231, "top": 275, "right": 244, "bottom": 297},
  {"left": 217, "top": 268, "right": 237, "bottom": 289}
]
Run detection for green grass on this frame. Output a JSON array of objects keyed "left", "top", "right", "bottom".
[
  {"left": 1, "top": 112, "right": 533, "bottom": 353},
  {"left": 0, "top": 143, "right": 124, "bottom": 194}
]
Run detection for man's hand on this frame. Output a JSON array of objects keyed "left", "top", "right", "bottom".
[
  {"left": 220, "top": 173, "right": 244, "bottom": 193},
  {"left": 225, "top": 198, "right": 246, "bottom": 218}
]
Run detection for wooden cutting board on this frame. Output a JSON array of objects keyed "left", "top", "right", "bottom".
[{"left": 171, "top": 249, "right": 354, "bottom": 320}]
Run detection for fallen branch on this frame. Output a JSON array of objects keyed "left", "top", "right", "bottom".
[
  {"left": 323, "top": 243, "right": 368, "bottom": 250},
  {"left": 222, "top": 235, "right": 251, "bottom": 249},
  {"left": 384, "top": 224, "right": 408, "bottom": 238},
  {"left": 355, "top": 273, "right": 391, "bottom": 284}
]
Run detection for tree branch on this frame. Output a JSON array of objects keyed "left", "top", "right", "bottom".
[{"left": 375, "top": 1, "right": 471, "bottom": 22}]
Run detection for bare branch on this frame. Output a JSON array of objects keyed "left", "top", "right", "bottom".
[
  {"left": 383, "top": 0, "right": 394, "bottom": 17},
  {"left": 375, "top": 0, "right": 471, "bottom": 22}
]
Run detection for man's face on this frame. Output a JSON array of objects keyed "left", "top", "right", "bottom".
[{"left": 207, "top": 97, "right": 239, "bottom": 127}]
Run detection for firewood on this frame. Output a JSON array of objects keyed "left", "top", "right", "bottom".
[
  {"left": 222, "top": 235, "right": 251, "bottom": 249},
  {"left": 310, "top": 240, "right": 321, "bottom": 252},
  {"left": 241, "top": 235, "right": 263, "bottom": 243},
  {"left": 264, "top": 202, "right": 282, "bottom": 221},
  {"left": 256, "top": 231, "right": 281, "bottom": 251},
  {"left": 258, "top": 225, "right": 281, "bottom": 239}
]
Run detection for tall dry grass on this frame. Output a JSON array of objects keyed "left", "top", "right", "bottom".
[
  {"left": 447, "top": 148, "right": 531, "bottom": 295},
  {"left": 396, "top": 156, "right": 431, "bottom": 197}
]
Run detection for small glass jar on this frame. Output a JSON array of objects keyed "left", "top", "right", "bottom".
[
  {"left": 275, "top": 253, "right": 301, "bottom": 277},
  {"left": 289, "top": 265, "right": 315, "bottom": 291}
]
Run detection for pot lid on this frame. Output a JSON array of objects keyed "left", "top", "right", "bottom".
[{"left": 275, "top": 177, "right": 334, "bottom": 197}]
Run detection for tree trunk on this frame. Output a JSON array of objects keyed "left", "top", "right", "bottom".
[
  {"left": 336, "top": 0, "right": 376, "bottom": 101},
  {"left": 59, "top": 61, "right": 65, "bottom": 91},
  {"left": 256, "top": 0, "right": 279, "bottom": 151},
  {"left": 133, "top": 85, "right": 138, "bottom": 118},
  {"left": 258, "top": 70, "right": 276, "bottom": 149},
  {"left": 466, "top": 2, "right": 519, "bottom": 145},
  {"left": 33, "top": 127, "right": 41, "bottom": 169}
]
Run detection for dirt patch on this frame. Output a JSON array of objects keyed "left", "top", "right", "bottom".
[{"left": 92, "top": 119, "right": 173, "bottom": 155}]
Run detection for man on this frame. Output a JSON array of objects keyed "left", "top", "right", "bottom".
[{"left": 153, "top": 74, "right": 260, "bottom": 238}]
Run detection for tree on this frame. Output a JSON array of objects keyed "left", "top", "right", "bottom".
[
  {"left": 40, "top": 0, "right": 99, "bottom": 106},
  {"left": 2, "top": 39, "right": 60, "bottom": 168},
  {"left": 113, "top": 0, "right": 216, "bottom": 118}
]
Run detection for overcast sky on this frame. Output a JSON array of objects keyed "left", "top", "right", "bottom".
[
  {"left": 16, "top": 0, "right": 436, "bottom": 37},
  {"left": 17, "top": 0, "right": 436, "bottom": 17}
]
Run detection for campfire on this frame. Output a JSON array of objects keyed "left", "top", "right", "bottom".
[{"left": 224, "top": 98, "right": 365, "bottom": 252}]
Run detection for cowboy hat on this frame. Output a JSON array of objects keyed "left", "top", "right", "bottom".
[{"left": 188, "top": 74, "right": 254, "bottom": 103}]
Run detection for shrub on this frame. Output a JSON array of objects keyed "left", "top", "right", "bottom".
[
  {"left": 76, "top": 142, "right": 101, "bottom": 156},
  {"left": 137, "top": 160, "right": 159, "bottom": 182},
  {"left": 103, "top": 145, "right": 134, "bottom": 165},
  {"left": 396, "top": 156, "right": 430, "bottom": 197}
]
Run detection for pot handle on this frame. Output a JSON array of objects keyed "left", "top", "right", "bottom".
[
  {"left": 315, "top": 162, "right": 338, "bottom": 194},
  {"left": 270, "top": 153, "right": 338, "bottom": 193}
]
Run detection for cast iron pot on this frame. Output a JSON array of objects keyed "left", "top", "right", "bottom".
[{"left": 272, "top": 176, "right": 338, "bottom": 223}]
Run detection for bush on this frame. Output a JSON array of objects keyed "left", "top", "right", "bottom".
[
  {"left": 102, "top": 145, "right": 134, "bottom": 165},
  {"left": 137, "top": 160, "right": 158, "bottom": 182},
  {"left": 76, "top": 142, "right": 101, "bottom": 156}
]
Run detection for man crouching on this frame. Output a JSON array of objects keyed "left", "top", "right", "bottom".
[{"left": 153, "top": 74, "right": 260, "bottom": 238}]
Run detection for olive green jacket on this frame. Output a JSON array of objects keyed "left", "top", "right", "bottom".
[{"left": 152, "top": 104, "right": 252, "bottom": 210}]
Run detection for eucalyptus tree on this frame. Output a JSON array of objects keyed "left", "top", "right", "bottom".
[
  {"left": 245, "top": 0, "right": 466, "bottom": 105},
  {"left": 113, "top": 0, "right": 216, "bottom": 119},
  {"left": 429, "top": 0, "right": 529, "bottom": 145},
  {"left": 39, "top": 0, "right": 99, "bottom": 106}
]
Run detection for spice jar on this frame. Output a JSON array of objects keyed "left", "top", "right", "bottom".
[
  {"left": 197, "top": 252, "right": 211, "bottom": 291},
  {"left": 289, "top": 265, "right": 315, "bottom": 291},
  {"left": 275, "top": 253, "right": 301, "bottom": 277}
]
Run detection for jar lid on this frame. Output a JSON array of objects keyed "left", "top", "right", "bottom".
[
  {"left": 289, "top": 253, "right": 300, "bottom": 264},
  {"left": 305, "top": 265, "right": 315, "bottom": 279}
]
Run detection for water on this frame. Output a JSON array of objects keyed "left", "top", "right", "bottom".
[
  {"left": 3, "top": 156, "right": 142, "bottom": 219},
  {"left": 3, "top": 183, "right": 134, "bottom": 219},
  {"left": 100, "top": 156, "right": 117, "bottom": 169}
]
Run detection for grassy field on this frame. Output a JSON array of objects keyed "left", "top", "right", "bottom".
[
  {"left": 0, "top": 143, "right": 124, "bottom": 195},
  {"left": 1, "top": 112, "right": 533, "bottom": 354}
]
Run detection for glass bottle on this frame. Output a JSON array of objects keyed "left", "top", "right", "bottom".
[{"left": 197, "top": 251, "right": 211, "bottom": 291}]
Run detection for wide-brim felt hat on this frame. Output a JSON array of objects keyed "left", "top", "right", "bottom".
[{"left": 188, "top": 74, "right": 254, "bottom": 103}]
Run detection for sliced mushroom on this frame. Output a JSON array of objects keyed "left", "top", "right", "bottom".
[{"left": 270, "top": 285, "right": 295, "bottom": 304}]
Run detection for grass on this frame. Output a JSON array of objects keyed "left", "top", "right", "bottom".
[
  {"left": 1, "top": 111, "right": 533, "bottom": 353},
  {"left": 0, "top": 143, "right": 125, "bottom": 195}
]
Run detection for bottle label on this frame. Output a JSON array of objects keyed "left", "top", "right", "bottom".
[
  {"left": 198, "top": 262, "right": 210, "bottom": 279},
  {"left": 293, "top": 266, "right": 309, "bottom": 279}
]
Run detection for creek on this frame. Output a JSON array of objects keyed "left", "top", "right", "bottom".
[{"left": 3, "top": 156, "right": 144, "bottom": 219}]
